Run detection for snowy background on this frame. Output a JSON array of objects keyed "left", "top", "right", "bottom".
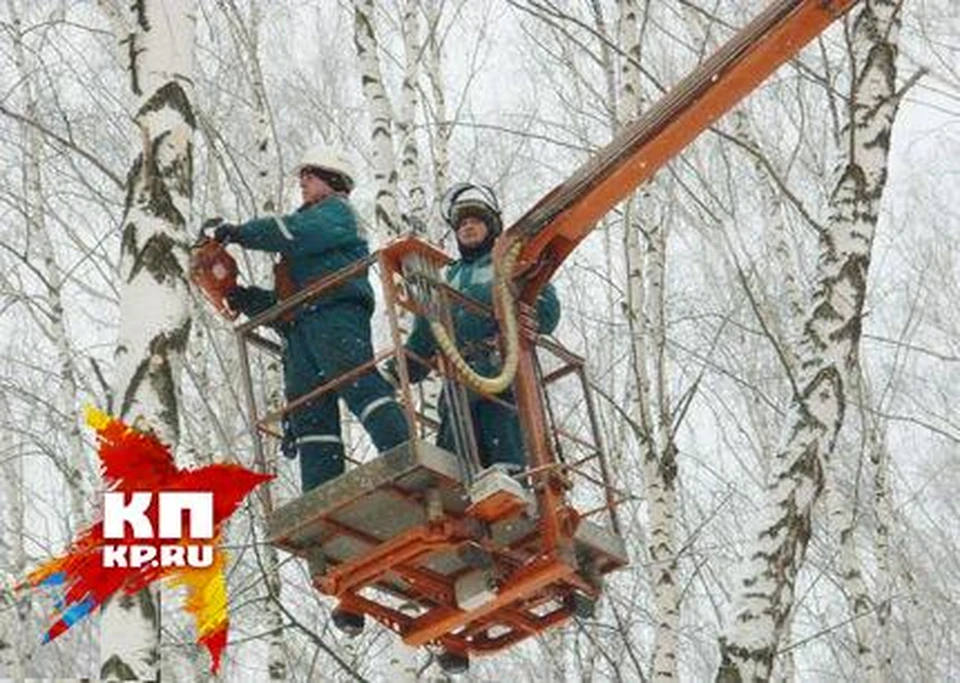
[{"left": 1, "top": 0, "right": 958, "bottom": 680}]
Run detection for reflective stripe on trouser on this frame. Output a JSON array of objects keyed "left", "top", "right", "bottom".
[
  {"left": 285, "top": 307, "right": 410, "bottom": 454},
  {"left": 297, "top": 434, "right": 344, "bottom": 492},
  {"left": 358, "top": 396, "right": 408, "bottom": 453}
]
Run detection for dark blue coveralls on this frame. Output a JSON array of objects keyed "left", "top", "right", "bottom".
[
  {"left": 403, "top": 250, "right": 560, "bottom": 470},
  {"left": 228, "top": 195, "right": 409, "bottom": 491}
]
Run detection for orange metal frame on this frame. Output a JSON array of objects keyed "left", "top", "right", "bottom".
[
  {"left": 241, "top": 235, "right": 622, "bottom": 655},
  {"left": 237, "top": 0, "right": 861, "bottom": 661}
]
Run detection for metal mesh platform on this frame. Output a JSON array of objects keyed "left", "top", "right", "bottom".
[
  {"left": 268, "top": 438, "right": 627, "bottom": 588},
  {"left": 268, "top": 439, "right": 468, "bottom": 564}
]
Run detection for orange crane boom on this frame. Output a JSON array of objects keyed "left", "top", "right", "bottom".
[
  {"left": 503, "top": 0, "right": 863, "bottom": 650},
  {"left": 506, "top": 0, "right": 861, "bottom": 300}
]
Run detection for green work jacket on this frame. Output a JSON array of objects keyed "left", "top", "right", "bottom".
[
  {"left": 404, "top": 250, "right": 560, "bottom": 382},
  {"left": 232, "top": 195, "right": 374, "bottom": 318}
]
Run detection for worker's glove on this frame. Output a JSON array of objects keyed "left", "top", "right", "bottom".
[
  {"left": 213, "top": 222, "right": 240, "bottom": 244},
  {"left": 517, "top": 301, "right": 540, "bottom": 342},
  {"left": 280, "top": 418, "right": 298, "bottom": 460},
  {"left": 379, "top": 359, "right": 400, "bottom": 389},
  {"left": 225, "top": 285, "right": 252, "bottom": 313}
]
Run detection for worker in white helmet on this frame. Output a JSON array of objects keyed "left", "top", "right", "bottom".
[{"left": 213, "top": 144, "right": 410, "bottom": 497}]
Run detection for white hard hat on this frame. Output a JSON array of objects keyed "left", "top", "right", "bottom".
[
  {"left": 296, "top": 145, "right": 356, "bottom": 192},
  {"left": 440, "top": 182, "right": 502, "bottom": 235}
]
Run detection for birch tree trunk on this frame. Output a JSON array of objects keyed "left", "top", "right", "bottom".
[
  {"left": 589, "top": 0, "right": 622, "bottom": 329},
  {"left": 617, "top": 0, "right": 681, "bottom": 678},
  {"left": 98, "top": 0, "right": 197, "bottom": 679},
  {"left": 643, "top": 218, "right": 681, "bottom": 682},
  {"left": 829, "top": 363, "right": 894, "bottom": 681},
  {"left": 231, "top": 4, "right": 288, "bottom": 677},
  {"left": 247, "top": 2, "right": 281, "bottom": 217},
  {"left": 869, "top": 400, "right": 894, "bottom": 682},
  {"left": 397, "top": 0, "right": 427, "bottom": 232},
  {"left": 823, "top": 362, "right": 892, "bottom": 680},
  {"left": 353, "top": 0, "right": 402, "bottom": 235},
  {"left": 423, "top": 0, "right": 449, "bottom": 241},
  {"left": 717, "top": 2, "right": 903, "bottom": 679}
]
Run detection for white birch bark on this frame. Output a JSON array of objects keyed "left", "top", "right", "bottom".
[
  {"left": 238, "top": 5, "right": 288, "bottom": 677},
  {"left": 644, "top": 220, "right": 681, "bottom": 683},
  {"left": 588, "top": 1, "right": 622, "bottom": 328},
  {"left": 718, "top": 2, "right": 903, "bottom": 679},
  {"left": 423, "top": 0, "right": 449, "bottom": 241},
  {"left": 398, "top": 0, "right": 427, "bottom": 233},
  {"left": 248, "top": 1, "right": 281, "bottom": 217},
  {"left": 773, "top": 626, "right": 795, "bottom": 683},
  {"left": 353, "top": 0, "right": 402, "bottom": 236},
  {"left": 616, "top": 0, "right": 641, "bottom": 127},
  {"left": 835, "top": 363, "right": 894, "bottom": 681},
  {"left": 766, "top": 192, "right": 804, "bottom": 336},
  {"left": 591, "top": 0, "right": 619, "bottom": 129},
  {"left": 97, "top": 0, "right": 197, "bottom": 679},
  {"left": 828, "top": 462, "right": 881, "bottom": 678},
  {"left": 825, "top": 365, "right": 884, "bottom": 680},
  {"left": 617, "top": 0, "right": 680, "bottom": 679},
  {"left": 869, "top": 411, "right": 894, "bottom": 682}
]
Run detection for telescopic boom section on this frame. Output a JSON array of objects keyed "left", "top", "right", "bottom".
[{"left": 506, "top": 0, "right": 862, "bottom": 299}]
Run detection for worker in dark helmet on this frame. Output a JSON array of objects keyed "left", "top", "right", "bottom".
[
  {"left": 398, "top": 182, "right": 560, "bottom": 473},
  {"left": 212, "top": 144, "right": 410, "bottom": 497}
]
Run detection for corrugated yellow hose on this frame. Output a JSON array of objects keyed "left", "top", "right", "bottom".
[{"left": 430, "top": 241, "right": 523, "bottom": 395}]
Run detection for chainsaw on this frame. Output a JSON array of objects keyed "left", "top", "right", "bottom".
[{"left": 189, "top": 218, "right": 239, "bottom": 320}]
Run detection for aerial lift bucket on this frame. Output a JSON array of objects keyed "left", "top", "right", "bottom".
[{"left": 240, "top": 235, "right": 628, "bottom": 667}]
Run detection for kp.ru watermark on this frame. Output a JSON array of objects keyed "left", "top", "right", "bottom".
[{"left": 102, "top": 491, "right": 214, "bottom": 569}]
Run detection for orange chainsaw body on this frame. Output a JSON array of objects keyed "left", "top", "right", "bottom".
[{"left": 189, "top": 238, "right": 239, "bottom": 320}]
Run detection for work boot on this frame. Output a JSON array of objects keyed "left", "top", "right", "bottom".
[
  {"left": 437, "top": 650, "right": 469, "bottom": 674},
  {"left": 299, "top": 440, "right": 345, "bottom": 493},
  {"left": 331, "top": 607, "right": 365, "bottom": 638}
]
